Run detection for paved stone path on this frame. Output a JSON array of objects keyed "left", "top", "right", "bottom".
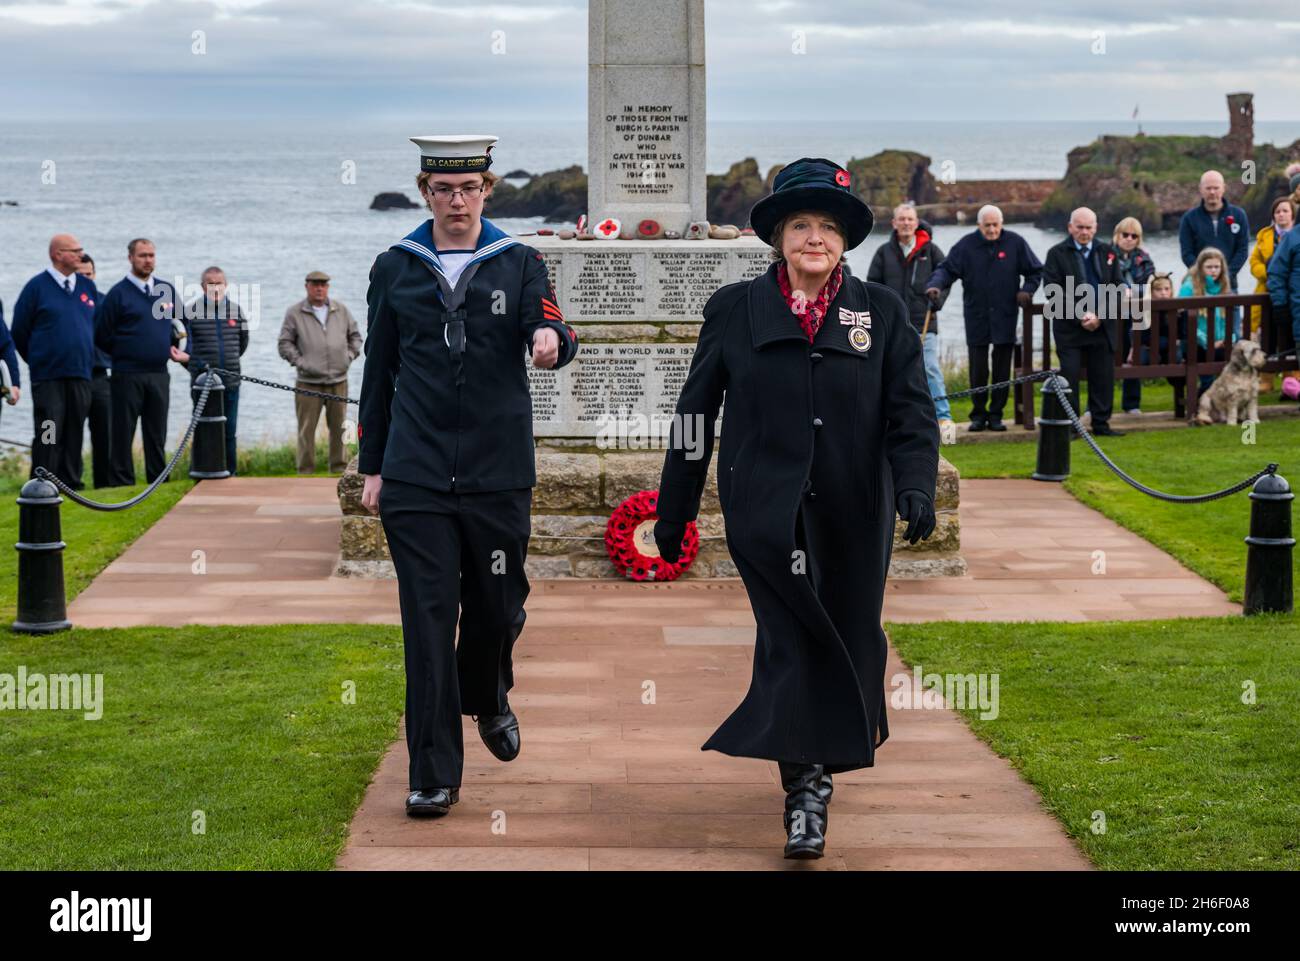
[
  {"left": 63, "top": 476, "right": 1239, "bottom": 869},
  {"left": 68, "top": 477, "right": 1236, "bottom": 627}
]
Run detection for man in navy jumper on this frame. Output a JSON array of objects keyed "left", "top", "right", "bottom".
[
  {"left": 1180, "top": 170, "right": 1251, "bottom": 290},
  {"left": 11, "top": 233, "right": 97, "bottom": 489},
  {"left": 94, "top": 238, "right": 182, "bottom": 486}
]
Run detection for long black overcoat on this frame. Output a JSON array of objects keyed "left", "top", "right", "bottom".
[{"left": 657, "top": 262, "right": 940, "bottom": 772}]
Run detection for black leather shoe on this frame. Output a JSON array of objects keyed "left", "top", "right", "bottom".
[
  {"left": 475, "top": 706, "right": 521, "bottom": 762},
  {"left": 968, "top": 416, "right": 988, "bottom": 433},
  {"left": 986, "top": 417, "right": 1008, "bottom": 432},
  {"left": 779, "top": 762, "right": 828, "bottom": 860},
  {"left": 405, "top": 786, "right": 459, "bottom": 817},
  {"left": 1093, "top": 425, "right": 1127, "bottom": 436}
]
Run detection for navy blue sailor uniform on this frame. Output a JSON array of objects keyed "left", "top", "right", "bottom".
[{"left": 358, "top": 215, "right": 578, "bottom": 791}]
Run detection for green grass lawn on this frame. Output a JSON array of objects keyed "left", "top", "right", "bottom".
[
  {"left": 886, "top": 616, "right": 1299, "bottom": 871},
  {"left": 942, "top": 416, "right": 1300, "bottom": 604},
  {"left": 0, "top": 624, "right": 404, "bottom": 869},
  {"left": 889, "top": 412, "right": 1299, "bottom": 871},
  {"left": 0, "top": 440, "right": 402, "bottom": 871}
]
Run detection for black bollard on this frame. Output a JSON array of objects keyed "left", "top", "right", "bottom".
[
  {"left": 1243, "top": 471, "right": 1294, "bottom": 615},
  {"left": 1031, "top": 377, "right": 1073, "bottom": 482},
  {"left": 189, "top": 368, "right": 230, "bottom": 479},
  {"left": 13, "top": 477, "right": 71, "bottom": 634}
]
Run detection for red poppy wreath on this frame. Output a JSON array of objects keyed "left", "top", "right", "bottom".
[{"left": 605, "top": 489, "right": 699, "bottom": 581}]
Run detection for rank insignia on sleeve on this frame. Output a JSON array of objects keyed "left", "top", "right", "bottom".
[{"left": 541, "top": 296, "right": 565, "bottom": 323}]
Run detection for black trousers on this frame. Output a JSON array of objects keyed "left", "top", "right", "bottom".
[
  {"left": 1057, "top": 339, "right": 1116, "bottom": 428},
  {"left": 1119, "top": 324, "right": 1142, "bottom": 411},
  {"left": 967, "top": 343, "right": 1014, "bottom": 419},
  {"left": 29, "top": 378, "right": 92, "bottom": 490},
  {"left": 379, "top": 477, "right": 532, "bottom": 790},
  {"left": 110, "top": 370, "right": 171, "bottom": 486},
  {"left": 89, "top": 369, "right": 113, "bottom": 489}
]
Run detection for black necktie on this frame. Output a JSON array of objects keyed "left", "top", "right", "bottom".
[
  {"left": 64, "top": 277, "right": 73, "bottom": 295},
  {"left": 143, "top": 281, "right": 151, "bottom": 296}
]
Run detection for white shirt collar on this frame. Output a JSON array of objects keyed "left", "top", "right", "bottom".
[
  {"left": 47, "top": 266, "right": 77, "bottom": 291},
  {"left": 127, "top": 272, "right": 155, "bottom": 294}
]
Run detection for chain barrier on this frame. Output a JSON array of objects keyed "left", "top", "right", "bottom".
[
  {"left": 934, "top": 368, "right": 1058, "bottom": 403},
  {"left": 33, "top": 375, "right": 215, "bottom": 511},
  {"left": 203, "top": 365, "right": 358, "bottom": 405},
  {"left": 1039, "top": 370, "right": 1276, "bottom": 503},
  {"left": 24, "top": 364, "right": 1279, "bottom": 514}
]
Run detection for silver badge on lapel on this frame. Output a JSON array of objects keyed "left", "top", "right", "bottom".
[{"left": 848, "top": 325, "right": 871, "bottom": 352}]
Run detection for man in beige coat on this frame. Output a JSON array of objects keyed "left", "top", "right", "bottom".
[{"left": 277, "top": 270, "right": 362, "bottom": 473}]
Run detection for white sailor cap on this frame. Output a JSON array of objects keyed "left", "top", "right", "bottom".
[{"left": 410, "top": 134, "right": 498, "bottom": 173}]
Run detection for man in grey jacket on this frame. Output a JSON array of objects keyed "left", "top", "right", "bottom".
[{"left": 278, "top": 270, "right": 362, "bottom": 473}]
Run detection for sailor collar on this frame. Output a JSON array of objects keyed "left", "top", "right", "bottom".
[{"left": 393, "top": 216, "right": 520, "bottom": 284}]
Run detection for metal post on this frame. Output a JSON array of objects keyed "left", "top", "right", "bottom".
[
  {"left": 1031, "top": 377, "right": 1073, "bottom": 482},
  {"left": 189, "top": 368, "right": 230, "bottom": 479},
  {"left": 13, "top": 477, "right": 71, "bottom": 633},
  {"left": 1243, "top": 472, "right": 1294, "bottom": 615}
]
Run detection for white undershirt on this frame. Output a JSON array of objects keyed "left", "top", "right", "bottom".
[
  {"left": 311, "top": 303, "right": 329, "bottom": 327},
  {"left": 47, "top": 266, "right": 76, "bottom": 292},
  {"left": 437, "top": 251, "right": 474, "bottom": 288}
]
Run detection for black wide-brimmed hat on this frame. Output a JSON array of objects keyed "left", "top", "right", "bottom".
[{"left": 749, "top": 157, "right": 873, "bottom": 251}]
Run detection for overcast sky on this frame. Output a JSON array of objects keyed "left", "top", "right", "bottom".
[{"left": 1, "top": 0, "right": 1298, "bottom": 125}]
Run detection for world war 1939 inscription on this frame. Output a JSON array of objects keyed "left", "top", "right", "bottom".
[{"left": 525, "top": 237, "right": 769, "bottom": 438}]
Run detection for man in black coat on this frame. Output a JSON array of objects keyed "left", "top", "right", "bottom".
[
  {"left": 867, "top": 204, "right": 953, "bottom": 429},
  {"left": 1042, "top": 206, "right": 1128, "bottom": 436},
  {"left": 357, "top": 134, "right": 579, "bottom": 819},
  {"left": 924, "top": 205, "right": 1041, "bottom": 431}
]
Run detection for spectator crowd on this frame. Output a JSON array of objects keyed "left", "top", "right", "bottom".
[{"left": 2, "top": 163, "right": 1300, "bottom": 487}]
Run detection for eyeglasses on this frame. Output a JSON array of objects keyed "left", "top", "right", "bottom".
[
  {"left": 430, "top": 185, "right": 485, "bottom": 201},
  {"left": 1121, "top": 232, "right": 1140, "bottom": 240}
]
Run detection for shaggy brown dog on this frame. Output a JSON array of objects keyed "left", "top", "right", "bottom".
[{"left": 1196, "top": 338, "right": 1267, "bottom": 425}]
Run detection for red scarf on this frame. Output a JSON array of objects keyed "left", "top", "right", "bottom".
[{"left": 777, "top": 261, "right": 843, "bottom": 343}]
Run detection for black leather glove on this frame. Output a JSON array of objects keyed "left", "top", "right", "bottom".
[
  {"left": 925, "top": 287, "right": 942, "bottom": 304},
  {"left": 654, "top": 519, "right": 688, "bottom": 564},
  {"left": 1016, "top": 291, "right": 1033, "bottom": 308},
  {"left": 896, "top": 489, "right": 936, "bottom": 545}
]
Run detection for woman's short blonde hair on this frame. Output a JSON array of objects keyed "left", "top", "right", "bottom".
[
  {"left": 1112, "top": 216, "right": 1143, "bottom": 246},
  {"left": 767, "top": 210, "right": 848, "bottom": 263},
  {"left": 415, "top": 169, "right": 500, "bottom": 213}
]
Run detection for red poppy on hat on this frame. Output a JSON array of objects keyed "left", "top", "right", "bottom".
[{"left": 834, "top": 169, "right": 851, "bottom": 187}]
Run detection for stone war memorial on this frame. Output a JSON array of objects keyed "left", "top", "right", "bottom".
[{"left": 337, "top": 0, "right": 963, "bottom": 580}]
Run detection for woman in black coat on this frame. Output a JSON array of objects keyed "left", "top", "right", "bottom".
[{"left": 654, "top": 158, "right": 941, "bottom": 859}]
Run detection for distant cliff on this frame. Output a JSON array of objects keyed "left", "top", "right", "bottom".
[
  {"left": 1038, "top": 93, "right": 1300, "bottom": 232},
  {"left": 466, "top": 92, "right": 1299, "bottom": 233}
]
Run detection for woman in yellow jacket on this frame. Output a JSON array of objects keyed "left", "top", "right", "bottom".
[{"left": 1250, "top": 197, "right": 1295, "bottom": 324}]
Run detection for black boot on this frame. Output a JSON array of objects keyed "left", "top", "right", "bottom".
[{"left": 779, "top": 761, "right": 828, "bottom": 860}]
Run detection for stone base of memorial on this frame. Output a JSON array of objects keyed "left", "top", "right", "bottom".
[{"left": 334, "top": 454, "right": 964, "bottom": 579}]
